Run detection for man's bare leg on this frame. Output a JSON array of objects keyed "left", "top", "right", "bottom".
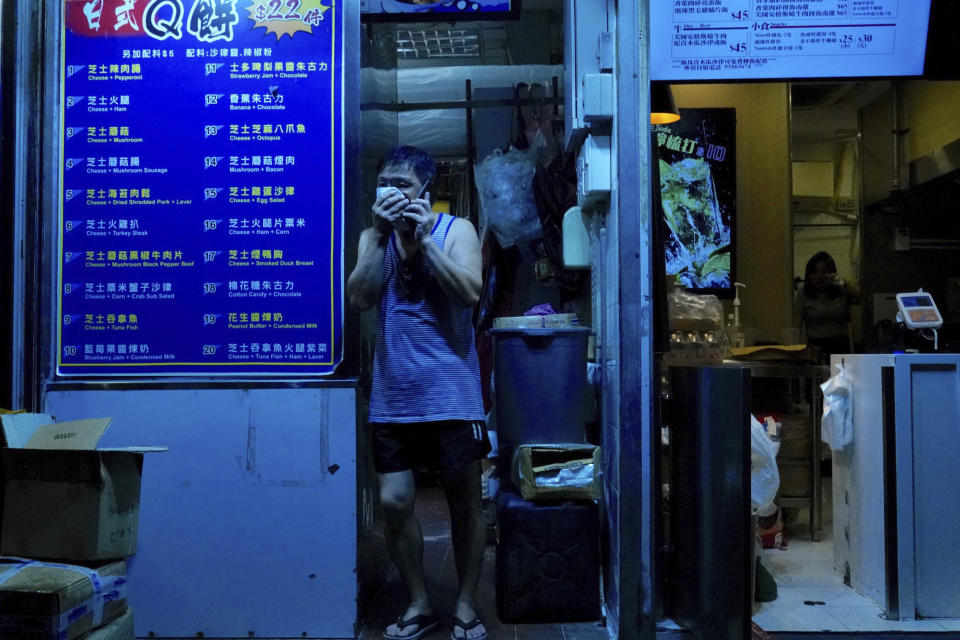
[
  {"left": 440, "top": 460, "right": 487, "bottom": 640},
  {"left": 379, "top": 470, "right": 434, "bottom": 638}
]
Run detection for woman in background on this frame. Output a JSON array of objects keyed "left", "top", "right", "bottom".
[{"left": 795, "top": 251, "right": 861, "bottom": 360}]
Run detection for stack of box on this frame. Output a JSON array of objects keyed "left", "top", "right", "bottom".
[
  {"left": 0, "top": 559, "right": 132, "bottom": 640},
  {"left": 496, "top": 445, "right": 602, "bottom": 623},
  {"left": 488, "top": 325, "right": 602, "bottom": 623},
  {"left": 0, "top": 414, "right": 165, "bottom": 640}
]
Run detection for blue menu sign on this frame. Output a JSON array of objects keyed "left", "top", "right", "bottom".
[{"left": 58, "top": 0, "right": 343, "bottom": 376}]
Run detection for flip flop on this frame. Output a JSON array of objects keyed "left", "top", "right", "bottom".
[
  {"left": 383, "top": 613, "right": 440, "bottom": 640},
  {"left": 450, "top": 616, "right": 487, "bottom": 640}
]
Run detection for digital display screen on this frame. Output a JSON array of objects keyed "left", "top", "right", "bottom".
[
  {"left": 908, "top": 308, "right": 939, "bottom": 323},
  {"left": 651, "top": 0, "right": 933, "bottom": 81},
  {"left": 902, "top": 296, "right": 933, "bottom": 307}
]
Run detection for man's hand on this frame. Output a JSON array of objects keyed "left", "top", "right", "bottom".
[
  {"left": 373, "top": 187, "right": 408, "bottom": 236},
  {"left": 399, "top": 192, "right": 435, "bottom": 245}
]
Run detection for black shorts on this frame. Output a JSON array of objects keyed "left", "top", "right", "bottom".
[{"left": 372, "top": 420, "right": 491, "bottom": 474}]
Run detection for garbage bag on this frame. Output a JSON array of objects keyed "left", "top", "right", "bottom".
[
  {"left": 820, "top": 362, "right": 853, "bottom": 450},
  {"left": 751, "top": 414, "right": 780, "bottom": 513},
  {"left": 474, "top": 145, "right": 542, "bottom": 248}
]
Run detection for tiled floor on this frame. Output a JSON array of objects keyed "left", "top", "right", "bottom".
[
  {"left": 359, "top": 479, "right": 960, "bottom": 639},
  {"left": 752, "top": 534, "right": 949, "bottom": 632},
  {"left": 656, "top": 478, "right": 960, "bottom": 635},
  {"left": 751, "top": 483, "right": 959, "bottom": 633},
  {"left": 356, "top": 484, "right": 609, "bottom": 640}
]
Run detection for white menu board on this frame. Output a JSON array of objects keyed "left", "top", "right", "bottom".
[{"left": 651, "top": 0, "right": 932, "bottom": 81}]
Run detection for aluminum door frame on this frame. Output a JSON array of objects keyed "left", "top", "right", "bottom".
[{"left": 892, "top": 354, "right": 960, "bottom": 620}]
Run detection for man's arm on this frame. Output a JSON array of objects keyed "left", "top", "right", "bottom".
[
  {"left": 346, "top": 227, "right": 388, "bottom": 311},
  {"left": 420, "top": 217, "right": 482, "bottom": 307},
  {"left": 347, "top": 186, "right": 410, "bottom": 310}
]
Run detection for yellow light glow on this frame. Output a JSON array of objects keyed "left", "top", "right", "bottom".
[{"left": 650, "top": 112, "right": 682, "bottom": 125}]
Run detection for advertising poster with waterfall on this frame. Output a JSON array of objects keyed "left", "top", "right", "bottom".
[
  {"left": 655, "top": 107, "right": 736, "bottom": 293},
  {"left": 57, "top": 0, "right": 344, "bottom": 376}
]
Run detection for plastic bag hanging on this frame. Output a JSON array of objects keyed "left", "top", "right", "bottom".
[
  {"left": 474, "top": 141, "right": 543, "bottom": 248},
  {"left": 820, "top": 362, "right": 853, "bottom": 450}
]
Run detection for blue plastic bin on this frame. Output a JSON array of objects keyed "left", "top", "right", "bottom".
[{"left": 488, "top": 327, "right": 590, "bottom": 475}]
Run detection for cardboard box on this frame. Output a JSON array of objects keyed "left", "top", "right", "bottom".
[
  {"left": 79, "top": 608, "right": 134, "bottom": 640},
  {"left": 779, "top": 465, "right": 811, "bottom": 498},
  {"left": 511, "top": 443, "right": 601, "bottom": 501},
  {"left": 0, "top": 415, "right": 166, "bottom": 561},
  {"left": 0, "top": 559, "right": 127, "bottom": 640},
  {"left": 778, "top": 413, "right": 812, "bottom": 459}
]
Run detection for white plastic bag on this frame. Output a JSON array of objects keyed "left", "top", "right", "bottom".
[
  {"left": 820, "top": 362, "right": 853, "bottom": 450},
  {"left": 750, "top": 414, "right": 780, "bottom": 513},
  {"left": 474, "top": 144, "right": 542, "bottom": 248}
]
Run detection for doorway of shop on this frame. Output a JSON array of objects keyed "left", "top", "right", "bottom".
[{"left": 352, "top": 3, "right": 608, "bottom": 639}]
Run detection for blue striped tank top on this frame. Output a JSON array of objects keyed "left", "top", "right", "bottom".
[{"left": 368, "top": 213, "right": 485, "bottom": 424}]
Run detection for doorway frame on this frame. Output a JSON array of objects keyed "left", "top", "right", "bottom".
[{"left": 614, "top": 1, "right": 657, "bottom": 639}]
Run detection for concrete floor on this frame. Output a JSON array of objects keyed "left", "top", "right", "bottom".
[{"left": 356, "top": 483, "right": 609, "bottom": 640}]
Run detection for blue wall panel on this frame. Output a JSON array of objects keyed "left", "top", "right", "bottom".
[{"left": 44, "top": 385, "right": 357, "bottom": 638}]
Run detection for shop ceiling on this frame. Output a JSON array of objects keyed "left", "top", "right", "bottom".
[{"left": 791, "top": 81, "right": 890, "bottom": 110}]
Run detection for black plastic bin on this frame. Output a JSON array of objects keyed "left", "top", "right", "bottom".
[
  {"left": 489, "top": 327, "right": 591, "bottom": 477},
  {"left": 495, "top": 491, "right": 600, "bottom": 622}
]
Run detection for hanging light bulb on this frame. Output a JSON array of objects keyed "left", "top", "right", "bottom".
[{"left": 650, "top": 82, "right": 681, "bottom": 125}]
